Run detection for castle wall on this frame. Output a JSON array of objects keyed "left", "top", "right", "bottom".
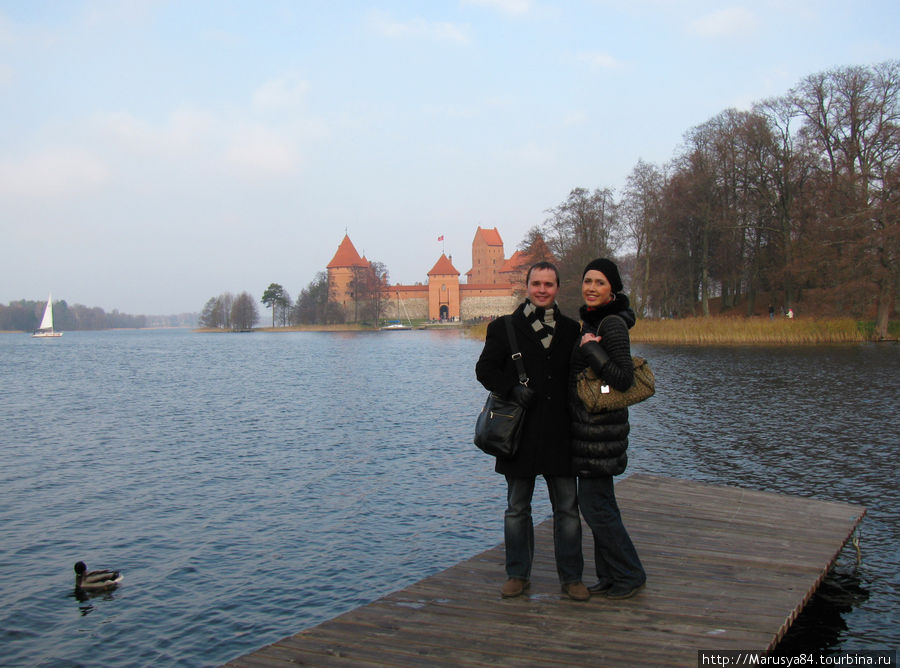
[
  {"left": 459, "top": 295, "right": 519, "bottom": 319},
  {"left": 459, "top": 284, "right": 521, "bottom": 320},
  {"left": 383, "top": 295, "right": 428, "bottom": 320}
]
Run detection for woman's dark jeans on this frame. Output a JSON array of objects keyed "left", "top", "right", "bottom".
[
  {"left": 504, "top": 475, "right": 583, "bottom": 584},
  {"left": 578, "top": 475, "right": 646, "bottom": 587}
]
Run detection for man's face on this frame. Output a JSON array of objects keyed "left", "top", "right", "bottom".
[{"left": 526, "top": 268, "right": 559, "bottom": 309}]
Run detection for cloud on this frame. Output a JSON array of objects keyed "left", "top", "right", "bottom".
[
  {"left": 80, "top": 0, "right": 162, "bottom": 28},
  {"left": 0, "top": 62, "right": 13, "bottom": 86},
  {"left": 252, "top": 74, "right": 310, "bottom": 111},
  {"left": 367, "top": 11, "right": 470, "bottom": 44},
  {"left": 562, "top": 109, "right": 588, "bottom": 126},
  {"left": 224, "top": 125, "right": 298, "bottom": 177},
  {"left": 0, "top": 148, "right": 109, "bottom": 197},
  {"left": 689, "top": 7, "right": 759, "bottom": 37},
  {"left": 577, "top": 51, "right": 624, "bottom": 70},
  {"left": 98, "top": 108, "right": 220, "bottom": 158},
  {"left": 461, "top": 0, "right": 533, "bottom": 16}
]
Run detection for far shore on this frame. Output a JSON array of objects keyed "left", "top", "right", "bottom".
[
  {"left": 9, "top": 317, "right": 896, "bottom": 344},
  {"left": 194, "top": 322, "right": 467, "bottom": 334},
  {"left": 191, "top": 316, "right": 898, "bottom": 345}
]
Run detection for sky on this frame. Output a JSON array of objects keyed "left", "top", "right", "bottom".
[{"left": 1, "top": 1, "right": 897, "bottom": 315}]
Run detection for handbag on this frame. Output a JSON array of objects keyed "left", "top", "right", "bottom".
[
  {"left": 576, "top": 316, "right": 655, "bottom": 413},
  {"left": 474, "top": 316, "right": 528, "bottom": 458}
]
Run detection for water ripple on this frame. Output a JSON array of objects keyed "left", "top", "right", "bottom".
[{"left": 0, "top": 331, "right": 896, "bottom": 665}]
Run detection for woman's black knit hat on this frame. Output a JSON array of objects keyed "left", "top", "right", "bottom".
[{"left": 582, "top": 258, "right": 623, "bottom": 293}]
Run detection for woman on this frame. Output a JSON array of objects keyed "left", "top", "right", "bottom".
[{"left": 569, "top": 258, "right": 646, "bottom": 599}]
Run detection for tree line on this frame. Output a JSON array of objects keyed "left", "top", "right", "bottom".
[
  {"left": 0, "top": 299, "right": 155, "bottom": 332},
  {"left": 199, "top": 260, "right": 391, "bottom": 330},
  {"left": 524, "top": 60, "right": 897, "bottom": 339},
  {"left": 197, "top": 292, "right": 260, "bottom": 331}
]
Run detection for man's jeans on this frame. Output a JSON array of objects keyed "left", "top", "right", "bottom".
[
  {"left": 504, "top": 475, "right": 583, "bottom": 584},
  {"left": 578, "top": 476, "right": 646, "bottom": 587}
]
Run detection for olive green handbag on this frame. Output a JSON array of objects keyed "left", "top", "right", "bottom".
[
  {"left": 576, "top": 356, "right": 655, "bottom": 412},
  {"left": 576, "top": 314, "right": 655, "bottom": 412}
]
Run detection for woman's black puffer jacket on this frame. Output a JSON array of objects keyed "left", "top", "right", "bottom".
[{"left": 568, "top": 295, "right": 636, "bottom": 477}]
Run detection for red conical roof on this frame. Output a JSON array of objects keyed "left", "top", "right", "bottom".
[
  {"left": 327, "top": 235, "right": 369, "bottom": 269},
  {"left": 427, "top": 254, "right": 459, "bottom": 276}
]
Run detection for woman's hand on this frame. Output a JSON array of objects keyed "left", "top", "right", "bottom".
[{"left": 581, "top": 332, "right": 601, "bottom": 346}]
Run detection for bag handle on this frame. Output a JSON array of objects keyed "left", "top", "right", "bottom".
[
  {"left": 503, "top": 316, "right": 529, "bottom": 387},
  {"left": 594, "top": 313, "right": 625, "bottom": 334}
]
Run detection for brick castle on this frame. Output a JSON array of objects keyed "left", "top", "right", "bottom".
[{"left": 327, "top": 227, "right": 551, "bottom": 321}]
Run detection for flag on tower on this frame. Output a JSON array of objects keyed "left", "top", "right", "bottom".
[{"left": 437, "top": 235, "right": 444, "bottom": 241}]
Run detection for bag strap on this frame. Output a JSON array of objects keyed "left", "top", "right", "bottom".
[
  {"left": 596, "top": 313, "right": 626, "bottom": 335},
  {"left": 503, "top": 316, "right": 529, "bottom": 387}
]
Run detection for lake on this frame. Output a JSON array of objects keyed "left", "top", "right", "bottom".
[{"left": 1, "top": 329, "right": 897, "bottom": 665}]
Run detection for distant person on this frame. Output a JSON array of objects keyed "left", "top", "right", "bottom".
[
  {"left": 769, "top": 304, "right": 775, "bottom": 320},
  {"left": 787, "top": 308, "right": 794, "bottom": 319},
  {"left": 568, "top": 258, "right": 646, "bottom": 599},
  {"left": 475, "top": 262, "right": 588, "bottom": 601}
]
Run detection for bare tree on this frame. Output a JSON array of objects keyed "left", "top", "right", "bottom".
[
  {"left": 621, "top": 160, "right": 666, "bottom": 315},
  {"left": 231, "top": 292, "right": 259, "bottom": 331},
  {"left": 539, "top": 187, "right": 622, "bottom": 306},
  {"left": 199, "top": 293, "right": 234, "bottom": 329},
  {"left": 793, "top": 61, "right": 899, "bottom": 335},
  {"left": 349, "top": 260, "right": 389, "bottom": 325}
]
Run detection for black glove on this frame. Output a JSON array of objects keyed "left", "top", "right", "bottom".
[{"left": 508, "top": 383, "right": 536, "bottom": 407}]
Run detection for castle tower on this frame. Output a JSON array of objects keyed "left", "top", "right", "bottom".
[
  {"left": 468, "top": 227, "right": 504, "bottom": 285},
  {"left": 326, "top": 234, "right": 370, "bottom": 315},
  {"left": 427, "top": 254, "right": 460, "bottom": 321}
]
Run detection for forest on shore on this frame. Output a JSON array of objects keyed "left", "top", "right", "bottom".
[
  {"left": 0, "top": 298, "right": 195, "bottom": 332},
  {"left": 515, "top": 60, "right": 898, "bottom": 340}
]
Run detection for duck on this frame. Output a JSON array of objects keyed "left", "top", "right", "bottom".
[{"left": 74, "top": 561, "right": 123, "bottom": 591}]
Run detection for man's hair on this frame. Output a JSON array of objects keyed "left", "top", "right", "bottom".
[{"left": 525, "top": 261, "right": 560, "bottom": 286}]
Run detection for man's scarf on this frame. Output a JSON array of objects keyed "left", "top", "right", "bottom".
[{"left": 523, "top": 299, "right": 558, "bottom": 349}]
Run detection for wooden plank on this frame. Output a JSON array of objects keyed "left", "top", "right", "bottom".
[{"left": 223, "top": 474, "right": 865, "bottom": 667}]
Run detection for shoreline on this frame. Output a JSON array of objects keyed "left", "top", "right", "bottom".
[
  {"left": 11, "top": 318, "right": 897, "bottom": 344},
  {"left": 194, "top": 322, "right": 468, "bottom": 334}
]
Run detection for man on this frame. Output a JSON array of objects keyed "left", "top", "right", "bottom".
[{"left": 475, "top": 262, "right": 588, "bottom": 601}]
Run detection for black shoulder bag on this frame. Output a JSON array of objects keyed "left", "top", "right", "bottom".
[{"left": 474, "top": 316, "right": 528, "bottom": 458}]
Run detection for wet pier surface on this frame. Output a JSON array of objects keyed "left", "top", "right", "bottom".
[{"left": 224, "top": 474, "right": 865, "bottom": 667}]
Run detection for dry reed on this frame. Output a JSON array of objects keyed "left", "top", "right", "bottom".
[{"left": 630, "top": 317, "right": 868, "bottom": 344}]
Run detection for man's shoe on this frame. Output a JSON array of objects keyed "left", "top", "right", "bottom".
[
  {"left": 606, "top": 581, "right": 645, "bottom": 600},
  {"left": 501, "top": 578, "right": 529, "bottom": 598},
  {"left": 588, "top": 581, "right": 613, "bottom": 595},
  {"left": 561, "top": 581, "right": 590, "bottom": 601}
]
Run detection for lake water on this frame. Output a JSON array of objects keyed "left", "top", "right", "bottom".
[{"left": 1, "top": 329, "right": 897, "bottom": 665}]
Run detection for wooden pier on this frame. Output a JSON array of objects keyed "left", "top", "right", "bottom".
[{"left": 224, "top": 474, "right": 865, "bottom": 667}]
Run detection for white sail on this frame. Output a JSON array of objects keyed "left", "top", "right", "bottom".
[
  {"left": 32, "top": 293, "right": 62, "bottom": 336},
  {"left": 39, "top": 294, "right": 54, "bottom": 330}
]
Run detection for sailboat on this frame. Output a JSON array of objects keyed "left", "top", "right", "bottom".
[
  {"left": 32, "top": 294, "right": 63, "bottom": 337},
  {"left": 380, "top": 290, "right": 414, "bottom": 330}
]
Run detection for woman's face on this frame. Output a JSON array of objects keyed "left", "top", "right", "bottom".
[{"left": 582, "top": 270, "right": 613, "bottom": 307}]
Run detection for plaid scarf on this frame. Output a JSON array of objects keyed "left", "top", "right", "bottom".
[{"left": 523, "top": 299, "right": 558, "bottom": 349}]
